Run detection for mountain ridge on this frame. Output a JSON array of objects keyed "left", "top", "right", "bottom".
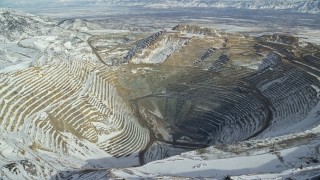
[{"left": 102, "top": 0, "right": 320, "bottom": 14}]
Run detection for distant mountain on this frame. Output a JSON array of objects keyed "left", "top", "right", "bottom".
[
  {"left": 103, "top": 0, "right": 320, "bottom": 14},
  {"left": 295, "top": 0, "right": 320, "bottom": 13}
]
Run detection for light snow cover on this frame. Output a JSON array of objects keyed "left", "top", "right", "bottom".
[{"left": 110, "top": 122, "right": 320, "bottom": 179}]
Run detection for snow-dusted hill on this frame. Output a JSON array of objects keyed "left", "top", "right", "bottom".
[
  {"left": 0, "top": 9, "right": 63, "bottom": 42},
  {"left": 0, "top": 9, "right": 100, "bottom": 73}
]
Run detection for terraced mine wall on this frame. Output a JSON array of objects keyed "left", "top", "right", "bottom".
[
  {"left": 1, "top": 21, "right": 320, "bottom": 174},
  {"left": 124, "top": 31, "right": 164, "bottom": 61},
  {"left": 120, "top": 32, "right": 320, "bottom": 163},
  {"left": 0, "top": 60, "right": 150, "bottom": 160},
  {"left": 133, "top": 63, "right": 319, "bottom": 163}
]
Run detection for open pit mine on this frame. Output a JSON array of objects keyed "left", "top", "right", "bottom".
[{"left": 0, "top": 9, "right": 319, "bottom": 179}]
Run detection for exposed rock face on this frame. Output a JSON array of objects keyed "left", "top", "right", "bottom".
[{"left": 125, "top": 31, "right": 164, "bottom": 61}]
